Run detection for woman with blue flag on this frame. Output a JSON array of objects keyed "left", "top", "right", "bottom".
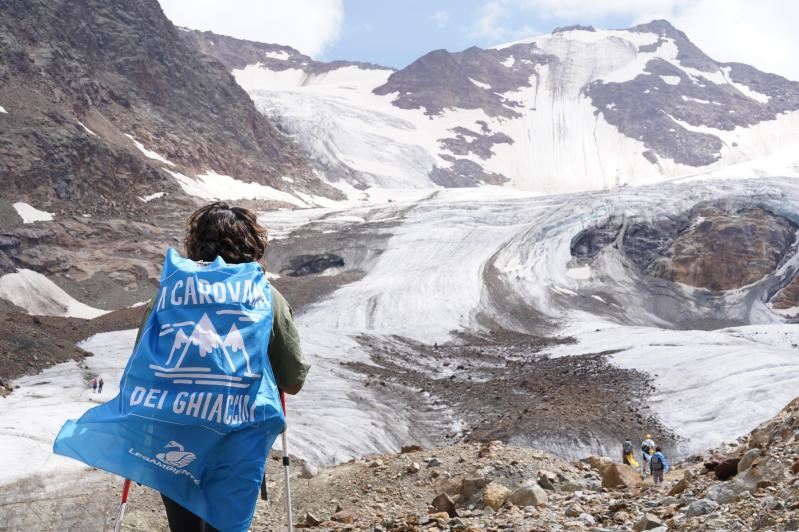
[{"left": 54, "top": 202, "right": 310, "bottom": 532}]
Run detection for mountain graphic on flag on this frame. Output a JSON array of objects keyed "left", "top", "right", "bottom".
[{"left": 154, "top": 313, "right": 257, "bottom": 388}]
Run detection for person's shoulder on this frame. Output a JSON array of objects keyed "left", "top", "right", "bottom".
[
  {"left": 269, "top": 285, "right": 294, "bottom": 316},
  {"left": 270, "top": 285, "right": 288, "bottom": 308}
]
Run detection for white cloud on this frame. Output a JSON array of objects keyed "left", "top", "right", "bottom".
[
  {"left": 471, "top": 1, "right": 542, "bottom": 42},
  {"left": 432, "top": 10, "right": 450, "bottom": 29},
  {"left": 471, "top": 0, "right": 799, "bottom": 80},
  {"left": 666, "top": 0, "right": 799, "bottom": 80},
  {"left": 157, "top": 0, "right": 343, "bottom": 57}
]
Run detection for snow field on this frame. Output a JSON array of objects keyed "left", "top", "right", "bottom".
[
  {"left": 235, "top": 26, "right": 799, "bottom": 198},
  {"left": 0, "top": 269, "right": 108, "bottom": 319},
  {"left": 544, "top": 323, "right": 799, "bottom": 455},
  {"left": 3, "top": 179, "right": 799, "bottom": 478},
  {"left": 0, "top": 330, "right": 136, "bottom": 484},
  {"left": 12, "top": 202, "right": 54, "bottom": 223}
]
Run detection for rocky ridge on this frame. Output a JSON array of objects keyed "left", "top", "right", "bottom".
[
  {"left": 0, "top": 0, "right": 334, "bottom": 218},
  {"left": 32, "top": 396, "right": 797, "bottom": 531},
  {"left": 259, "top": 396, "right": 799, "bottom": 531}
]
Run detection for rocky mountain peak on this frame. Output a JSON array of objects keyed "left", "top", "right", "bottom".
[
  {"left": 552, "top": 24, "right": 596, "bottom": 34},
  {"left": 0, "top": 0, "right": 334, "bottom": 217}
]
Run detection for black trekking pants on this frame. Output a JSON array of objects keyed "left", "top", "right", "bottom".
[{"left": 161, "top": 494, "right": 219, "bottom": 532}]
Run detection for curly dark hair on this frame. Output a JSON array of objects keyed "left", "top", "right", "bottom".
[{"left": 184, "top": 202, "right": 268, "bottom": 264}]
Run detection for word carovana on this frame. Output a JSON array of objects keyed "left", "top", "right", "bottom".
[{"left": 156, "top": 276, "right": 269, "bottom": 312}]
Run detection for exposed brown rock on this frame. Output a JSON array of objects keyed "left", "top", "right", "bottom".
[
  {"left": 401, "top": 444, "right": 423, "bottom": 454},
  {"left": 714, "top": 456, "right": 741, "bottom": 480},
  {"left": 331, "top": 508, "right": 357, "bottom": 524},
  {"left": 601, "top": 463, "right": 641, "bottom": 490},
  {"left": 647, "top": 207, "right": 796, "bottom": 291},
  {"left": 771, "top": 270, "right": 799, "bottom": 311},
  {"left": 431, "top": 493, "right": 457, "bottom": 518},
  {"left": 482, "top": 482, "right": 511, "bottom": 511}
]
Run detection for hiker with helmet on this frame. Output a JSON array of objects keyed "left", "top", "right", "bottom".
[
  {"left": 650, "top": 446, "right": 669, "bottom": 484},
  {"left": 641, "top": 434, "right": 655, "bottom": 474},
  {"left": 55, "top": 202, "right": 310, "bottom": 532}
]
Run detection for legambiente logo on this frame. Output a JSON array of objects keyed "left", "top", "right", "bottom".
[{"left": 129, "top": 441, "right": 200, "bottom": 485}]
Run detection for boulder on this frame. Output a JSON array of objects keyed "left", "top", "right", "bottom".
[
  {"left": 407, "top": 462, "right": 421, "bottom": 474},
  {"left": 331, "top": 508, "right": 357, "bottom": 524},
  {"left": 668, "top": 478, "right": 689, "bottom": 496},
  {"left": 634, "top": 513, "right": 665, "bottom": 531},
  {"left": 714, "top": 456, "right": 741, "bottom": 480},
  {"left": 564, "top": 503, "right": 583, "bottom": 517},
  {"left": 305, "top": 512, "right": 322, "bottom": 526},
  {"left": 431, "top": 493, "right": 458, "bottom": 518},
  {"left": 558, "top": 479, "right": 595, "bottom": 492},
  {"left": 737, "top": 448, "right": 761, "bottom": 473},
  {"left": 738, "top": 456, "right": 786, "bottom": 491},
  {"left": 461, "top": 477, "right": 488, "bottom": 499},
  {"left": 685, "top": 499, "right": 719, "bottom": 518},
  {"left": 401, "top": 444, "right": 423, "bottom": 453},
  {"left": 509, "top": 482, "right": 548, "bottom": 507},
  {"left": 613, "top": 510, "right": 631, "bottom": 523},
  {"left": 587, "top": 456, "right": 614, "bottom": 474},
  {"left": 483, "top": 482, "right": 511, "bottom": 511},
  {"left": 601, "top": 463, "right": 641, "bottom": 490},
  {"left": 301, "top": 462, "right": 318, "bottom": 479},
  {"left": 792, "top": 457, "right": 799, "bottom": 475},
  {"left": 537, "top": 470, "right": 557, "bottom": 491},
  {"left": 705, "top": 480, "right": 748, "bottom": 504}
]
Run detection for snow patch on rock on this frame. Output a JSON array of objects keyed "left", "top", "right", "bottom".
[
  {"left": 125, "top": 134, "right": 175, "bottom": 166},
  {"left": 167, "top": 170, "right": 308, "bottom": 207},
  {"left": 138, "top": 192, "right": 165, "bottom": 203},
  {"left": 0, "top": 269, "right": 108, "bottom": 319},
  {"left": 12, "top": 202, "right": 54, "bottom": 223}
]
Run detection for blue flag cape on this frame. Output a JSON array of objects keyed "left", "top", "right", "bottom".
[{"left": 54, "top": 248, "right": 285, "bottom": 531}]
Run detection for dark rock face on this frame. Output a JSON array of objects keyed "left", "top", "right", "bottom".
[
  {"left": 281, "top": 254, "right": 345, "bottom": 277},
  {"left": 571, "top": 223, "right": 623, "bottom": 260},
  {"left": 771, "top": 271, "right": 799, "bottom": 311},
  {"left": 588, "top": 21, "right": 799, "bottom": 167},
  {"left": 647, "top": 208, "right": 796, "bottom": 291},
  {"left": 572, "top": 205, "right": 797, "bottom": 292},
  {"left": 0, "top": 0, "right": 323, "bottom": 216},
  {"left": 373, "top": 45, "right": 552, "bottom": 118},
  {"left": 439, "top": 127, "right": 514, "bottom": 160},
  {"left": 182, "top": 30, "right": 387, "bottom": 76},
  {"left": 430, "top": 159, "right": 509, "bottom": 187},
  {"left": 372, "top": 18, "right": 799, "bottom": 171}
]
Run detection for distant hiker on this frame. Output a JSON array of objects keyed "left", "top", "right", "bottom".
[
  {"left": 97, "top": 377, "right": 104, "bottom": 394},
  {"left": 650, "top": 446, "right": 669, "bottom": 485},
  {"left": 622, "top": 438, "right": 639, "bottom": 468},
  {"left": 55, "top": 202, "right": 310, "bottom": 532},
  {"left": 641, "top": 434, "right": 656, "bottom": 474},
  {"left": 622, "top": 438, "right": 633, "bottom": 464},
  {"left": 90, "top": 378, "right": 97, "bottom": 393}
]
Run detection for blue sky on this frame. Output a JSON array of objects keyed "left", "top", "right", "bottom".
[
  {"left": 159, "top": 0, "right": 799, "bottom": 80},
  {"left": 320, "top": 0, "right": 631, "bottom": 68}
]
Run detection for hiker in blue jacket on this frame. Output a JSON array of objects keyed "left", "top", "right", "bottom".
[{"left": 650, "top": 446, "right": 669, "bottom": 485}]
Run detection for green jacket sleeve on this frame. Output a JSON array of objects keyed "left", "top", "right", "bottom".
[{"left": 267, "top": 287, "right": 310, "bottom": 390}]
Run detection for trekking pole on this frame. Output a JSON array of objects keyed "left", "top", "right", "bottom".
[
  {"left": 280, "top": 391, "right": 293, "bottom": 532},
  {"left": 113, "top": 478, "right": 132, "bottom": 532}
]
